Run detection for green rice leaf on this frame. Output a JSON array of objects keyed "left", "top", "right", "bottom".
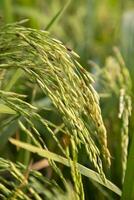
[
  {"left": 9, "top": 138, "right": 121, "bottom": 196},
  {"left": 0, "top": 104, "right": 16, "bottom": 114}
]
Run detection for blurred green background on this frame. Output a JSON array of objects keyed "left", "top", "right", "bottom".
[
  {"left": 0, "top": 0, "right": 134, "bottom": 199},
  {"left": 0, "top": 0, "right": 134, "bottom": 69}
]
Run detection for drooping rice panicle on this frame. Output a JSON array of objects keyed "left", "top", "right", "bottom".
[
  {"left": 0, "top": 22, "right": 111, "bottom": 199},
  {"left": 114, "top": 48, "right": 132, "bottom": 182}
]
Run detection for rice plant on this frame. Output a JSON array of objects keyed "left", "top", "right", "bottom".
[
  {"left": 0, "top": 21, "right": 123, "bottom": 200},
  {"left": 0, "top": 1, "right": 134, "bottom": 199}
]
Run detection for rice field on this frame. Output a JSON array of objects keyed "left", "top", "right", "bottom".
[{"left": 0, "top": 1, "right": 134, "bottom": 199}]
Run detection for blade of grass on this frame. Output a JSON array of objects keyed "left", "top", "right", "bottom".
[
  {"left": 9, "top": 138, "right": 121, "bottom": 196},
  {"left": 45, "top": 0, "right": 71, "bottom": 31},
  {"left": 0, "top": 104, "right": 16, "bottom": 114}
]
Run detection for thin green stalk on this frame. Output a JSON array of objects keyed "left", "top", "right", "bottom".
[
  {"left": 121, "top": 130, "right": 134, "bottom": 200},
  {"left": 45, "top": 0, "right": 71, "bottom": 31}
]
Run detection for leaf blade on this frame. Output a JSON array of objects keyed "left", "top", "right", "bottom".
[
  {"left": 0, "top": 104, "right": 16, "bottom": 114},
  {"left": 9, "top": 138, "right": 121, "bottom": 196}
]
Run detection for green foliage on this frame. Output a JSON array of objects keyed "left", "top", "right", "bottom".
[{"left": 0, "top": 1, "right": 134, "bottom": 199}]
